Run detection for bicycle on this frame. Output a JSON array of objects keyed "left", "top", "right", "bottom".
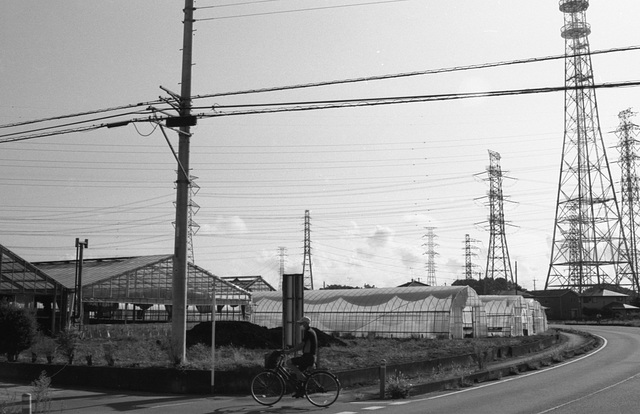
[{"left": 250, "top": 350, "right": 341, "bottom": 407}]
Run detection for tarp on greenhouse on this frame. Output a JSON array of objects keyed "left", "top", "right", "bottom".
[{"left": 252, "top": 285, "right": 487, "bottom": 339}]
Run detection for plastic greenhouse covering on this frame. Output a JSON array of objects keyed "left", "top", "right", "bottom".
[
  {"left": 480, "top": 296, "right": 548, "bottom": 337},
  {"left": 525, "top": 298, "right": 549, "bottom": 334},
  {"left": 252, "top": 286, "right": 488, "bottom": 339},
  {"left": 480, "top": 295, "right": 526, "bottom": 337}
]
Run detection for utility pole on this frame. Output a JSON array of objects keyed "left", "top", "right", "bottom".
[
  {"left": 74, "top": 238, "right": 88, "bottom": 328},
  {"left": 171, "top": 0, "right": 196, "bottom": 363}
]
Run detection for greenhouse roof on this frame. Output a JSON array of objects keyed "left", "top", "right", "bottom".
[
  {"left": 33, "top": 255, "right": 173, "bottom": 289},
  {"left": 254, "top": 285, "right": 481, "bottom": 309},
  {"left": 31, "top": 255, "right": 252, "bottom": 306},
  {"left": 222, "top": 275, "right": 276, "bottom": 292},
  {"left": 0, "top": 244, "right": 66, "bottom": 295}
]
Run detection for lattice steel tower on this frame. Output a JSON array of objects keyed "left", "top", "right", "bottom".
[
  {"left": 278, "top": 246, "right": 287, "bottom": 291},
  {"left": 463, "top": 234, "right": 481, "bottom": 280},
  {"left": 616, "top": 109, "right": 640, "bottom": 292},
  {"left": 423, "top": 227, "right": 438, "bottom": 286},
  {"left": 484, "top": 150, "right": 514, "bottom": 282},
  {"left": 546, "top": 0, "right": 635, "bottom": 292},
  {"left": 301, "top": 210, "right": 313, "bottom": 290}
]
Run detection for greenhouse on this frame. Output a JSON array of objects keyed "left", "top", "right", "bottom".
[
  {"left": 525, "top": 298, "right": 549, "bottom": 334},
  {"left": 33, "top": 255, "right": 252, "bottom": 323},
  {"left": 479, "top": 295, "right": 549, "bottom": 337},
  {"left": 252, "top": 286, "right": 488, "bottom": 339},
  {"left": 0, "top": 243, "right": 252, "bottom": 330}
]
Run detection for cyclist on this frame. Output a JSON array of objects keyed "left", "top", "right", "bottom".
[{"left": 284, "top": 316, "right": 318, "bottom": 398}]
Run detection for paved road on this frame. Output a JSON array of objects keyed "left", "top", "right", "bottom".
[{"left": 2, "top": 324, "right": 639, "bottom": 413}]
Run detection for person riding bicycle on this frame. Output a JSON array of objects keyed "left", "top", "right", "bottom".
[{"left": 284, "top": 316, "right": 318, "bottom": 398}]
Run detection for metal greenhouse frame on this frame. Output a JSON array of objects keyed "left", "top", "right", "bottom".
[
  {"left": 34, "top": 255, "right": 252, "bottom": 324},
  {"left": 253, "top": 286, "right": 488, "bottom": 339}
]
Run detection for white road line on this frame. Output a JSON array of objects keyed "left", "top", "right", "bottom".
[
  {"left": 410, "top": 335, "right": 608, "bottom": 403},
  {"left": 362, "top": 406, "right": 385, "bottom": 410}
]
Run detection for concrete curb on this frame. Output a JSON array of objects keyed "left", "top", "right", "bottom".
[{"left": 344, "top": 329, "right": 601, "bottom": 401}]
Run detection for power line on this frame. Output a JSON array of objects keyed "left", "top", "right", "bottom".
[
  {"left": 194, "top": 0, "right": 412, "bottom": 21},
  {"left": 189, "top": 45, "right": 640, "bottom": 100}
]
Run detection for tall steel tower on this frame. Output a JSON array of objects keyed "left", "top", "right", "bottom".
[
  {"left": 423, "top": 227, "right": 438, "bottom": 286},
  {"left": 278, "top": 246, "right": 287, "bottom": 291},
  {"left": 484, "top": 150, "right": 514, "bottom": 282},
  {"left": 546, "top": 0, "right": 635, "bottom": 292},
  {"left": 463, "top": 234, "right": 481, "bottom": 280},
  {"left": 616, "top": 109, "right": 640, "bottom": 292},
  {"left": 301, "top": 210, "right": 314, "bottom": 290}
]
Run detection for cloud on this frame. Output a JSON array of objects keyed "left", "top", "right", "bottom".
[
  {"left": 366, "top": 225, "right": 393, "bottom": 249},
  {"left": 201, "top": 216, "right": 249, "bottom": 236}
]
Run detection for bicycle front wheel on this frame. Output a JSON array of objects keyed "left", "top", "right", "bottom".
[
  {"left": 304, "top": 371, "right": 340, "bottom": 407},
  {"left": 251, "top": 370, "right": 285, "bottom": 406}
]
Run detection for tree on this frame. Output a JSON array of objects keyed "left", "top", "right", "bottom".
[
  {"left": 321, "top": 284, "right": 359, "bottom": 290},
  {"left": 0, "top": 300, "right": 38, "bottom": 361}
]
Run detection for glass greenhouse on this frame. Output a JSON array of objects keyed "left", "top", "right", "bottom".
[
  {"left": 253, "top": 286, "right": 488, "bottom": 339},
  {"left": 1, "top": 243, "right": 252, "bottom": 330}
]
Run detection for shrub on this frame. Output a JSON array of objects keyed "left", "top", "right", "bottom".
[
  {"left": 30, "top": 332, "right": 58, "bottom": 364},
  {"left": 0, "top": 300, "right": 37, "bottom": 362},
  {"left": 103, "top": 342, "right": 117, "bottom": 366},
  {"left": 386, "top": 370, "right": 412, "bottom": 399},
  {"left": 56, "top": 328, "right": 80, "bottom": 364}
]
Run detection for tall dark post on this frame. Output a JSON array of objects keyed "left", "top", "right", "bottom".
[
  {"left": 75, "top": 238, "right": 88, "bottom": 328},
  {"left": 172, "top": 0, "right": 195, "bottom": 363}
]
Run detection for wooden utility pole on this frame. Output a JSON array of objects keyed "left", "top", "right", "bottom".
[{"left": 171, "top": 0, "right": 195, "bottom": 363}]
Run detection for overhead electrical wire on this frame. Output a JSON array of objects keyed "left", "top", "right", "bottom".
[
  {"left": 1, "top": 46, "right": 639, "bottom": 144},
  {"left": 193, "top": 0, "right": 413, "bottom": 21},
  {"left": 189, "top": 45, "right": 640, "bottom": 100}
]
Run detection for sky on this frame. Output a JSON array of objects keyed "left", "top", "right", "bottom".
[{"left": 1, "top": 0, "right": 640, "bottom": 291}]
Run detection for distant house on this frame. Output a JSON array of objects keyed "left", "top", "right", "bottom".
[
  {"left": 222, "top": 276, "right": 276, "bottom": 292},
  {"left": 529, "top": 289, "right": 581, "bottom": 320},
  {"left": 397, "top": 279, "right": 430, "bottom": 287},
  {"left": 581, "top": 288, "right": 629, "bottom": 310}
]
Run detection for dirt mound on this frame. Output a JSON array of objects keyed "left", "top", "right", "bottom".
[{"left": 186, "top": 321, "right": 347, "bottom": 349}]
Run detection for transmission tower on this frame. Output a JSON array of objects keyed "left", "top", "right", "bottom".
[
  {"left": 484, "top": 150, "right": 514, "bottom": 282},
  {"left": 301, "top": 210, "right": 313, "bottom": 290},
  {"left": 546, "top": 0, "right": 635, "bottom": 293},
  {"left": 278, "top": 246, "right": 287, "bottom": 291},
  {"left": 463, "top": 234, "right": 481, "bottom": 280},
  {"left": 187, "top": 175, "right": 200, "bottom": 264},
  {"left": 616, "top": 109, "right": 640, "bottom": 292},
  {"left": 174, "top": 174, "right": 200, "bottom": 264},
  {"left": 422, "top": 227, "right": 438, "bottom": 286}
]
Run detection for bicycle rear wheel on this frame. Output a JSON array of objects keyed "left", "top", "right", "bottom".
[
  {"left": 304, "top": 371, "right": 340, "bottom": 407},
  {"left": 251, "top": 370, "right": 285, "bottom": 406}
]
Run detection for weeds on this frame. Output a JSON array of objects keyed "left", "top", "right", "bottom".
[
  {"left": 31, "top": 371, "right": 52, "bottom": 413},
  {"left": 0, "top": 389, "right": 19, "bottom": 414},
  {"left": 385, "top": 370, "right": 412, "bottom": 399}
]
